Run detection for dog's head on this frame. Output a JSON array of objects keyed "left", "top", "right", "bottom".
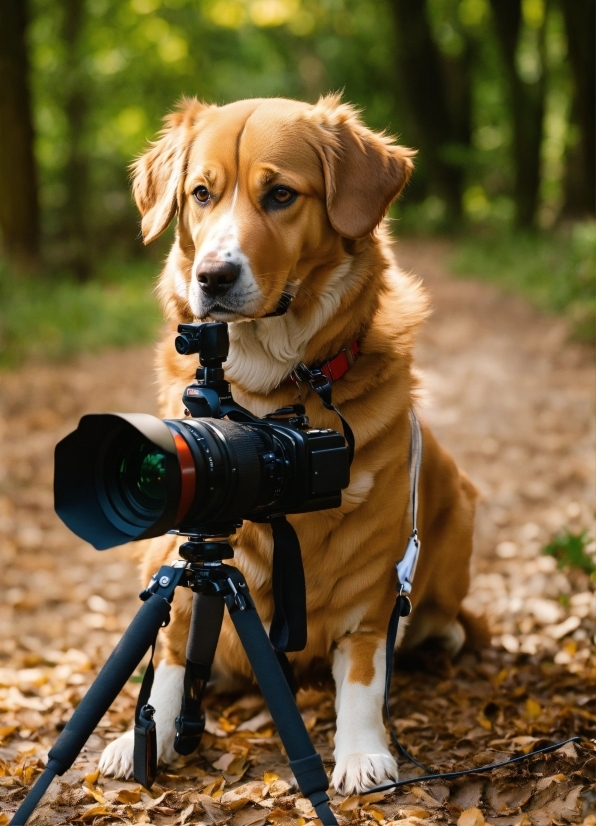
[{"left": 133, "top": 95, "right": 414, "bottom": 322}]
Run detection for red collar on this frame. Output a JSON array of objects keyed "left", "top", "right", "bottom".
[{"left": 290, "top": 340, "right": 359, "bottom": 385}]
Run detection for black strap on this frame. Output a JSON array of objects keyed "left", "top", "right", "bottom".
[
  {"left": 269, "top": 515, "right": 307, "bottom": 652},
  {"left": 174, "top": 660, "right": 208, "bottom": 756},
  {"left": 365, "top": 737, "right": 583, "bottom": 793},
  {"left": 133, "top": 647, "right": 158, "bottom": 788},
  {"left": 289, "top": 754, "right": 337, "bottom": 823},
  {"left": 292, "top": 366, "right": 355, "bottom": 464},
  {"left": 275, "top": 649, "right": 298, "bottom": 695},
  {"left": 311, "top": 377, "right": 355, "bottom": 465},
  {"left": 371, "top": 538, "right": 584, "bottom": 792}
]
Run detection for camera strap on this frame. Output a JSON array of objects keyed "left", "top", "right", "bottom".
[
  {"left": 269, "top": 515, "right": 308, "bottom": 654},
  {"left": 133, "top": 645, "right": 158, "bottom": 788},
  {"left": 291, "top": 364, "right": 355, "bottom": 464}
]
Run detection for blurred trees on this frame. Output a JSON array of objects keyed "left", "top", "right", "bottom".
[
  {"left": 489, "top": 0, "right": 547, "bottom": 228},
  {"left": 560, "top": 0, "right": 595, "bottom": 218},
  {"left": 0, "top": 0, "right": 593, "bottom": 277},
  {"left": 389, "top": 0, "right": 472, "bottom": 220},
  {"left": 60, "top": 0, "right": 91, "bottom": 281},
  {"left": 0, "top": 0, "right": 40, "bottom": 273}
]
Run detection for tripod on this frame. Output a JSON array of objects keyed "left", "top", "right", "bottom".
[{"left": 12, "top": 536, "right": 338, "bottom": 826}]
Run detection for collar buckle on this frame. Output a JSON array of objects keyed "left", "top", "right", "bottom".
[{"left": 292, "top": 363, "right": 329, "bottom": 391}]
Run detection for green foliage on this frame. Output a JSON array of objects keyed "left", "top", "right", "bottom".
[
  {"left": 29, "top": 0, "right": 404, "bottom": 259},
  {"left": 0, "top": 0, "right": 588, "bottom": 364},
  {"left": 450, "top": 222, "right": 596, "bottom": 340},
  {"left": 543, "top": 530, "right": 596, "bottom": 578},
  {"left": 26, "top": 0, "right": 579, "bottom": 262},
  {"left": 0, "top": 258, "right": 162, "bottom": 368}
]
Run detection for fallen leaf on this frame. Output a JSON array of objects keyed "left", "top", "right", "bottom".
[
  {"left": 213, "top": 752, "right": 236, "bottom": 770},
  {"left": 364, "top": 806, "right": 385, "bottom": 821},
  {"left": 76, "top": 805, "right": 117, "bottom": 821},
  {"left": 362, "top": 792, "right": 388, "bottom": 804},
  {"left": 82, "top": 786, "right": 105, "bottom": 803},
  {"left": 268, "top": 779, "right": 291, "bottom": 797},
  {"left": 457, "top": 807, "right": 486, "bottom": 826},
  {"left": 525, "top": 698, "right": 542, "bottom": 718},
  {"left": 535, "top": 773, "right": 565, "bottom": 790},
  {"left": 0, "top": 726, "right": 17, "bottom": 743},
  {"left": 224, "top": 755, "right": 248, "bottom": 782},
  {"left": 398, "top": 806, "right": 431, "bottom": 819},
  {"left": 450, "top": 779, "right": 485, "bottom": 811},
  {"left": 230, "top": 808, "right": 269, "bottom": 826},
  {"left": 83, "top": 769, "right": 100, "bottom": 786},
  {"left": 115, "top": 787, "right": 143, "bottom": 804},
  {"left": 203, "top": 776, "right": 226, "bottom": 796},
  {"left": 263, "top": 772, "right": 280, "bottom": 785},
  {"left": 411, "top": 787, "right": 442, "bottom": 808},
  {"left": 223, "top": 781, "right": 268, "bottom": 804},
  {"left": 338, "top": 794, "right": 361, "bottom": 812},
  {"left": 144, "top": 791, "right": 168, "bottom": 809},
  {"left": 179, "top": 802, "right": 195, "bottom": 824}
]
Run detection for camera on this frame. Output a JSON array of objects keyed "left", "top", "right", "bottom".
[{"left": 54, "top": 322, "right": 351, "bottom": 550}]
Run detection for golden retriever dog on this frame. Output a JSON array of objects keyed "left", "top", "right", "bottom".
[{"left": 99, "top": 95, "right": 478, "bottom": 794}]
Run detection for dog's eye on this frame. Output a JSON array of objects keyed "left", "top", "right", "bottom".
[
  {"left": 270, "top": 186, "right": 296, "bottom": 206},
  {"left": 193, "top": 185, "right": 210, "bottom": 204}
]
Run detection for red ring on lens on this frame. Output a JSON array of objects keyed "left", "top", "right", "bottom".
[{"left": 172, "top": 431, "right": 195, "bottom": 524}]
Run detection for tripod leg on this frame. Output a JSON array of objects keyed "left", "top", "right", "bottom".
[
  {"left": 224, "top": 584, "right": 338, "bottom": 826},
  {"left": 174, "top": 593, "right": 224, "bottom": 755},
  {"left": 11, "top": 593, "right": 172, "bottom": 826}
]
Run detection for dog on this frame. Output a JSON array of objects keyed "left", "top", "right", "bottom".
[{"left": 99, "top": 95, "right": 479, "bottom": 795}]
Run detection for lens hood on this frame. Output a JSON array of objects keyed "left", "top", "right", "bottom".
[{"left": 54, "top": 413, "right": 180, "bottom": 550}]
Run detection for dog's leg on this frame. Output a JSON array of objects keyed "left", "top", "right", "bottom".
[
  {"left": 331, "top": 632, "right": 398, "bottom": 794},
  {"left": 99, "top": 660, "right": 184, "bottom": 778}
]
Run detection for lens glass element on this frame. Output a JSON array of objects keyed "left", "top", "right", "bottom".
[{"left": 118, "top": 440, "right": 167, "bottom": 514}]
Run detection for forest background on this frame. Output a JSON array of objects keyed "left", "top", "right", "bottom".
[
  {"left": 0, "top": 0, "right": 594, "bottom": 367},
  {"left": 0, "top": 3, "right": 595, "bottom": 822}
]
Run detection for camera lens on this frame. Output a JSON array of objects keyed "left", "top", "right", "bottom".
[
  {"left": 118, "top": 439, "right": 167, "bottom": 513},
  {"left": 99, "top": 428, "right": 173, "bottom": 529},
  {"left": 167, "top": 418, "right": 274, "bottom": 528},
  {"left": 54, "top": 411, "right": 299, "bottom": 550}
]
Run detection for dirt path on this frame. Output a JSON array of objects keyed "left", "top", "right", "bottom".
[{"left": 0, "top": 240, "right": 594, "bottom": 825}]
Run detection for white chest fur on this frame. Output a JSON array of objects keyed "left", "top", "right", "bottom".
[{"left": 224, "top": 258, "right": 355, "bottom": 394}]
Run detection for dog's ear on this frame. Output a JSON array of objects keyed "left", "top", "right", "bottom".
[
  {"left": 131, "top": 98, "right": 208, "bottom": 244},
  {"left": 311, "top": 96, "right": 415, "bottom": 240}
]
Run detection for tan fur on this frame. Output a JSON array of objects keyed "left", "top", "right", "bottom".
[
  {"left": 346, "top": 633, "right": 378, "bottom": 686},
  {"left": 128, "top": 95, "right": 479, "bottom": 787}
]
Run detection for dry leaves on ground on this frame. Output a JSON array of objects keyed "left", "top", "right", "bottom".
[{"left": 1, "top": 241, "right": 594, "bottom": 824}]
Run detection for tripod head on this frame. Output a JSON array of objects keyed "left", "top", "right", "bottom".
[
  {"left": 178, "top": 538, "right": 234, "bottom": 563},
  {"left": 176, "top": 322, "right": 254, "bottom": 420}
]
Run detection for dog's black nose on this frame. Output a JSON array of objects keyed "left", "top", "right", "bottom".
[{"left": 196, "top": 261, "right": 240, "bottom": 296}]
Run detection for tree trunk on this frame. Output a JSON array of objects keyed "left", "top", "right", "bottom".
[
  {"left": 489, "top": 0, "right": 547, "bottom": 228},
  {"left": 388, "top": 0, "right": 471, "bottom": 220},
  {"left": 61, "top": 0, "right": 91, "bottom": 281},
  {"left": 0, "top": 0, "right": 40, "bottom": 273},
  {"left": 560, "top": 0, "right": 595, "bottom": 217}
]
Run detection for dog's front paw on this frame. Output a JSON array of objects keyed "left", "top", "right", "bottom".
[
  {"left": 99, "top": 730, "right": 135, "bottom": 779},
  {"left": 332, "top": 751, "right": 398, "bottom": 795}
]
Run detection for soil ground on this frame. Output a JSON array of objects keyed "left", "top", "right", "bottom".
[{"left": 0, "top": 239, "right": 594, "bottom": 825}]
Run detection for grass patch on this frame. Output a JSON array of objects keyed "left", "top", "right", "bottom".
[
  {"left": 0, "top": 259, "right": 163, "bottom": 369},
  {"left": 450, "top": 222, "right": 596, "bottom": 341},
  {"left": 543, "top": 530, "right": 596, "bottom": 579}
]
